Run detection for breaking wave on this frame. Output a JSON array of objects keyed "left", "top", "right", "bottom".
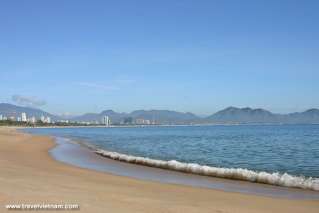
[{"left": 95, "top": 149, "right": 319, "bottom": 191}]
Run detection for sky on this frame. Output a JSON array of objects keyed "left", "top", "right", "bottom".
[{"left": 1, "top": 0, "right": 318, "bottom": 116}]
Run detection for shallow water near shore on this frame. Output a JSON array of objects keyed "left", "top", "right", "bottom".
[
  {"left": 22, "top": 125, "right": 319, "bottom": 198},
  {"left": 23, "top": 125, "right": 319, "bottom": 177},
  {"left": 49, "top": 137, "right": 319, "bottom": 199}
]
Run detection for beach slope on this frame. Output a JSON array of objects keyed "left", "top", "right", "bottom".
[{"left": 0, "top": 127, "right": 318, "bottom": 213}]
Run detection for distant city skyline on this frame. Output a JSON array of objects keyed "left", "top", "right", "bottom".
[
  {"left": 1, "top": 103, "right": 319, "bottom": 126},
  {"left": 1, "top": 1, "right": 318, "bottom": 115}
]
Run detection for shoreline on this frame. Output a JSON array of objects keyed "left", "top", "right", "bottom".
[
  {"left": 20, "top": 126, "right": 319, "bottom": 193},
  {"left": 11, "top": 122, "right": 319, "bottom": 130},
  {"left": 94, "top": 147, "right": 319, "bottom": 192},
  {"left": 1, "top": 127, "right": 319, "bottom": 212},
  {"left": 50, "top": 136, "right": 319, "bottom": 199}
]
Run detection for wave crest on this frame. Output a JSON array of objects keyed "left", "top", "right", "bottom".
[{"left": 95, "top": 149, "right": 319, "bottom": 191}]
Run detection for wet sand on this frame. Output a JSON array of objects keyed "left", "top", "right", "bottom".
[{"left": 0, "top": 127, "right": 319, "bottom": 212}]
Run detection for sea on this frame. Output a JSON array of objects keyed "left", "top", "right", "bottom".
[{"left": 23, "top": 124, "right": 319, "bottom": 192}]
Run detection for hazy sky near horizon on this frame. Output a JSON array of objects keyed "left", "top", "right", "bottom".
[{"left": 1, "top": 0, "right": 319, "bottom": 115}]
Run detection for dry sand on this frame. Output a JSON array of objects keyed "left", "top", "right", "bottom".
[{"left": 0, "top": 127, "right": 318, "bottom": 213}]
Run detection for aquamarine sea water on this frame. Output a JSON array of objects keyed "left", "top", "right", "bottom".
[{"left": 24, "top": 125, "right": 319, "bottom": 179}]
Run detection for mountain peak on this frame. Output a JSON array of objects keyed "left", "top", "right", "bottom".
[
  {"left": 304, "top": 108, "right": 319, "bottom": 114},
  {"left": 207, "top": 107, "right": 274, "bottom": 123},
  {"left": 223, "top": 106, "right": 239, "bottom": 111},
  {"left": 101, "top": 109, "right": 116, "bottom": 114},
  {"left": 0, "top": 103, "right": 59, "bottom": 121}
]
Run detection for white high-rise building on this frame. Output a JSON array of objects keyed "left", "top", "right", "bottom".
[
  {"left": 40, "top": 115, "right": 45, "bottom": 123},
  {"left": 102, "top": 116, "right": 111, "bottom": 126},
  {"left": 21, "top": 112, "right": 27, "bottom": 122},
  {"left": 40, "top": 115, "right": 51, "bottom": 123},
  {"left": 0, "top": 114, "right": 2, "bottom": 121}
]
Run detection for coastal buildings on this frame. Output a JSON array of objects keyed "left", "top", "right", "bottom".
[
  {"left": 40, "top": 115, "right": 45, "bottom": 123},
  {"left": 40, "top": 115, "right": 51, "bottom": 123},
  {"left": 102, "top": 116, "right": 111, "bottom": 126},
  {"left": 135, "top": 118, "right": 152, "bottom": 125},
  {"left": 29, "top": 116, "right": 36, "bottom": 124},
  {"left": 0, "top": 113, "right": 53, "bottom": 125},
  {"left": 58, "top": 120, "right": 69, "bottom": 123},
  {"left": 21, "top": 112, "right": 27, "bottom": 122}
]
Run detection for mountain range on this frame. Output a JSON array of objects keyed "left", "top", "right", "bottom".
[
  {"left": 205, "top": 107, "right": 319, "bottom": 124},
  {"left": 1, "top": 103, "right": 319, "bottom": 124},
  {"left": 71, "top": 109, "right": 199, "bottom": 124},
  {"left": 0, "top": 103, "right": 60, "bottom": 121}
]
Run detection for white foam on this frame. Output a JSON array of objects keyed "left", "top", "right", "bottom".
[{"left": 95, "top": 149, "right": 319, "bottom": 191}]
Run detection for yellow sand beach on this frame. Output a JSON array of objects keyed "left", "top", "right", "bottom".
[{"left": 0, "top": 127, "right": 318, "bottom": 213}]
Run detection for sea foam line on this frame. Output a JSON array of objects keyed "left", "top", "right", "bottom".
[{"left": 95, "top": 149, "right": 319, "bottom": 191}]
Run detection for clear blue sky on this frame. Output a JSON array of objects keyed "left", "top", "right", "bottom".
[{"left": 1, "top": 0, "right": 318, "bottom": 115}]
